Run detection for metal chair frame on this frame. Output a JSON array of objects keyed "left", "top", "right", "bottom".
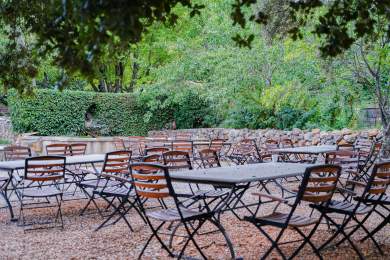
[
  {"left": 244, "top": 164, "right": 342, "bottom": 260},
  {"left": 17, "top": 156, "right": 66, "bottom": 230},
  {"left": 130, "top": 162, "right": 236, "bottom": 259},
  {"left": 313, "top": 161, "right": 390, "bottom": 259},
  {"left": 78, "top": 151, "right": 131, "bottom": 216}
]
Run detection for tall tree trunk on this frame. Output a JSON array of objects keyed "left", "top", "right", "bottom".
[{"left": 129, "top": 52, "right": 139, "bottom": 92}]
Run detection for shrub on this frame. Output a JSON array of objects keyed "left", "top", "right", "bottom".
[
  {"left": 7, "top": 89, "right": 161, "bottom": 136},
  {"left": 7, "top": 88, "right": 213, "bottom": 136}
]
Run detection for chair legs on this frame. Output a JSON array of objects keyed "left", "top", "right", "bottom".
[
  {"left": 18, "top": 194, "right": 64, "bottom": 231},
  {"left": 318, "top": 214, "right": 365, "bottom": 260}
]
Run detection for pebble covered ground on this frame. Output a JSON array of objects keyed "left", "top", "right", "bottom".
[{"left": 0, "top": 181, "right": 389, "bottom": 260}]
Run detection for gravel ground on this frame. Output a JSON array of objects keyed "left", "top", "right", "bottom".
[{"left": 0, "top": 181, "right": 389, "bottom": 260}]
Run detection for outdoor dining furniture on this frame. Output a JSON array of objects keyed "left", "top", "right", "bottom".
[
  {"left": 227, "top": 139, "right": 262, "bottom": 165},
  {"left": 92, "top": 151, "right": 145, "bottom": 231},
  {"left": 169, "top": 162, "right": 313, "bottom": 218},
  {"left": 272, "top": 145, "right": 338, "bottom": 163},
  {"left": 17, "top": 156, "right": 66, "bottom": 230},
  {"left": 345, "top": 141, "right": 382, "bottom": 183},
  {"left": 46, "top": 143, "right": 72, "bottom": 156},
  {"left": 4, "top": 145, "right": 31, "bottom": 161},
  {"left": 78, "top": 151, "right": 132, "bottom": 216},
  {"left": 313, "top": 161, "right": 390, "bottom": 259},
  {"left": 0, "top": 153, "right": 106, "bottom": 220},
  {"left": 244, "top": 164, "right": 342, "bottom": 259},
  {"left": 129, "top": 163, "right": 236, "bottom": 259}
]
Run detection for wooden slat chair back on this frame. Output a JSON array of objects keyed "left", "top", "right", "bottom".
[
  {"left": 24, "top": 156, "right": 66, "bottom": 182},
  {"left": 69, "top": 143, "right": 87, "bottom": 156},
  {"left": 19, "top": 156, "right": 66, "bottom": 229},
  {"left": 142, "top": 154, "right": 163, "bottom": 166},
  {"left": 171, "top": 140, "right": 193, "bottom": 156},
  {"left": 175, "top": 132, "right": 192, "bottom": 140},
  {"left": 298, "top": 165, "right": 342, "bottom": 204},
  {"left": 113, "top": 137, "right": 127, "bottom": 151},
  {"left": 209, "top": 139, "right": 225, "bottom": 153},
  {"left": 4, "top": 145, "right": 31, "bottom": 161},
  {"left": 130, "top": 163, "right": 170, "bottom": 200},
  {"left": 199, "top": 149, "right": 221, "bottom": 168},
  {"left": 354, "top": 141, "right": 382, "bottom": 182},
  {"left": 162, "top": 151, "right": 192, "bottom": 171},
  {"left": 129, "top": 162, "right": 236, "bottom": 259},
  {"left": 145, "top": 147, "right": 170, "bottom": 156},
  {"left": 243, "top": 164, "right": 342, "bottom": 259},
  {"left": 229, "top": 139, "right": 262, "bottom": 164},
  {"left": 46, "top": 143, "right": 71, "bottom": 156},
  {"left": 102, "top": 150, "right": 132, "bottom": 176},
  {"left": 365, "top": 162, "right": 390, "bottom": 195},
  {"left": 128, "top": 136, "right": 146, "bottom": 156}
]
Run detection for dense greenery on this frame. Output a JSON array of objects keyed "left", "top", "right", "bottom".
[
  {"left": 8, "top": 89, "right": 212, "bottom": 136},
  {"left": 2, "top": 0, "right": 389, "bottom": 135}
]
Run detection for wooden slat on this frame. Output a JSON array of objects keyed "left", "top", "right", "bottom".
[{"left": 136, "top": 189, "right": 169, "bottom": 199}]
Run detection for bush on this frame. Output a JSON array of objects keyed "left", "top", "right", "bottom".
[
  {"left": 8, "top": 89, "right": 160, "bottom": 136},
  {"left": 8, "top": 88, "right": 213, "bottom": 136}
]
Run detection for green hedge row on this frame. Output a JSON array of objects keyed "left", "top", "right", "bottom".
[{"left": 8, "top": 88, "right": 212, "bottom": 136}]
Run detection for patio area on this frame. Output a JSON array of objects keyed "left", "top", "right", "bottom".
[{"left": 0, "top": 182, "right": 389, "bottom": 259}]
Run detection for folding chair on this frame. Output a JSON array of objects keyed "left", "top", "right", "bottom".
[
  {"left": 244, "top": 164, "right": 342, "bottom": 259},
  {"left": 3, "top": 145, "right": 32, "bottom": 196},
  {"left": 93, "top": 163, "right": 145, "bottom": 231},
  {"left": 163, "top": 150, "right": 228, "bottom": 202},
  {"left": 17, "top": 156, "right": 66, "bottom": 230},
  {"left": 315, "top": 161, "right": 390, "bottom": 258},
  {"left": 130, "top": 162, "right": 235, "bottom": 259},
  {"left": 345, "top": 141, "right": 381, "bottom": 183},
  {"left": 78, "top": 151, "right": 131, "bottom": 215},
  {"left": 143, "top": 154, "right": 163, "bottom": 164},
  {"left": 46, "top": 143, "right": 72, "bottom": 156},
  {"left": 145, "top": 147, "right": 170, "bottom": 156},
  {"left": 199, "top": 149, "right": 221, "bottom": 168},
  {"left": 113, "top": 137, "right": 127, "bottom": 151},
  {"left": 227, "top": 139, "right": 262, "bottom": 165},
  {"left": 4, "top": 145, "right": 31, "bottom": 161}
]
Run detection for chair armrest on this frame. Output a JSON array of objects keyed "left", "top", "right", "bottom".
[
  {"left": 252, "top": 192, "right": 288, "bottom": 203},
  {"left": 99, "top": 173, "right": 132, "bottom": 183},
  {"left": 346, "top": 180, "right": 366, "bottom": 187},
  {"left": 336, "top": 186, "right": 357, "bottom": 196}
]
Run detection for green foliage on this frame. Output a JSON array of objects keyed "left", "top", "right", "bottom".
[{"left": 8, "top": 87, "right": 212, "bottom": 136}]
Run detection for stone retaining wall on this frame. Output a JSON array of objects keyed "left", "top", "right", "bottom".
[
  {"left": 149, "top": 128, "right": 380, "bottom": 146},
  {"left": 0, "top": 116, "right": 14, "bottom": 141}
]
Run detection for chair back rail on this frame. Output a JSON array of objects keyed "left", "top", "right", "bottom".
[
  {"left": 24, "top": 156, "right": 66, "bottom": 182},
  {"left": 102, "top": 150, "right": 132, "bottom": 176},
  {"left": 297, "top": 165, "right": 342, "bottom": 205},
  {"left": 69, "top": 143, "right": 87, "bottom": 156},
  {"left": 199, "top": 149, "right": 221, "bottom": 168},
  {"left": 4, "top": 145, "right": 31, "bottom": 161},
  {"left": 163, "top": 151, "right": 192, "bottom": 170},
  {"left": 46, "top": 143, "right": 72, "bottom": 156}
]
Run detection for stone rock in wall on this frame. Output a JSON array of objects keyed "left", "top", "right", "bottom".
[
  {"left": 368, "top": 129, "right": 379, "bottom": 137},
  {"left": 304, "top": 132, "right": 312, "bottom": 141},
  {"left": 312, "top": 137, "right": 320, "bottom": 145},
  {"left": 342, "top": 128, "right": 352, "bottom": 135},
  {"left": 292, "top": 128, "right": 302, "bottom": 135},
  {"left": 312, "top": 128, "right": 321, "bottom": 134}
]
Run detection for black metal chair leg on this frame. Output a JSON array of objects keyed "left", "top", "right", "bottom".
[
  {"left": 209, "top": 218, "right": 236, "bottom": 259},
  {"left": 178, "top": 219, "right": 208, "bottom": 260},
  {"left": 361, "top": 214, "right": 389, "bottom": 242},
  {"left": 292, "top": 224, "right": 323, "bottom": 260}
]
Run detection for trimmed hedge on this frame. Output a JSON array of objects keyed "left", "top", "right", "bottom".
[
  {"left": 7, "top": 89, "right": 166, "bottom": 136},
  {"left": 8, "top": 88, "right": 212, "bottom": 136}
]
